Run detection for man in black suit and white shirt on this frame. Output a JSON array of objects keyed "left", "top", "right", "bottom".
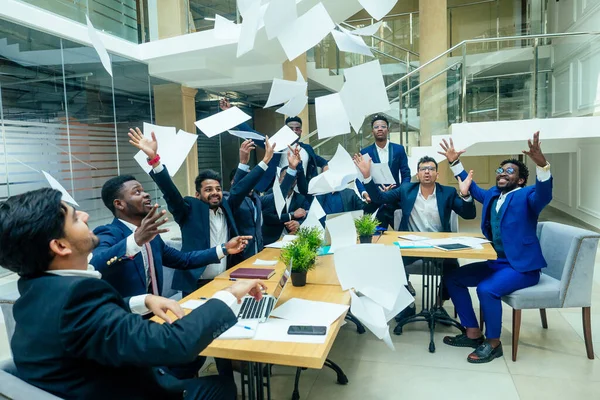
[{"left": 0, "top": 188, "right": 266, "bottom": 400}]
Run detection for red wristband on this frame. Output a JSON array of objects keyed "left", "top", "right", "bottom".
[{"left": 147, "top": 154, "right": 160, "bottom": 166}]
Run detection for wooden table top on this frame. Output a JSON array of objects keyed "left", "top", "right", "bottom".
[
  {"left": 215, "top": 248, "right": 286, "bottom": 282},
  {"left": 151, "top": 280, "right": 350, "bottom": 369}
]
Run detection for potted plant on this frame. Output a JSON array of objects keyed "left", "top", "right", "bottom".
[
  {"left": 296, "top": 226, "right": 324, "bottom": 252},
  {"left": 280, "top": 240, "right": 317, "bottom": 287},
  {"left": 355, "top": 214, "right": 380, "bottom": 244}
]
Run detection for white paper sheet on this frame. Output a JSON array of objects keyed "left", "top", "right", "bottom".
[
  {"left": 371, "top": 163, "right": 396, "bottom": 185},
  {"left": 307, "top": 145, "right": 358, "bottom": 195},
  {"left": 43, "top": 171, "right": 78, "bottom": 206},
  {"left": 307, "top": 197, "right": 326, "bottom": 220},
  {"left": 382, "top": 285, "right": 414, "bottom": 322},
  {"left": 214, "top": 14, "right": 241, "bottom": 40},
  {"left": 228, "top": 130, "right": 265, "bottom": 141},
  {"left": 315, "top": 93, "right": 351, "bottom": 139},
  {"left": 86, "top": 15, "right": 112, "bottom": 76},
  {"left": 398, "top": 234, "right": 431, "bottom": 241},
  {"left": 264, "top": 79, "right": 307, "bottom": 108},
  {"left": 253, "top": 318, "right": 328, "bottom": 344},
  {"left": 265, "top": 241, "right": 293, "bottom": 249},
  {"left": 276, "top": 94, "right": 308, "bottom": 117},
  {"left": 326, "top": 212, "right": 357, "bottom": 253},
  {"left": 264, "top": 0, "right": 297, "bottom": 39},
  {"left": 273, "top": 174, "right": 286, "bottom": 218},
  {"left": 195, "top": 107, "right": 251, "bottom": 138},
  {"left": 350, "top": 291, "right": 395, "bottom": 350},
  {"left": 271, "top": 299, "right": 349, "bottom": 326},
  {"left": 253, "top": 259, "right": 279, "bottom": 266},
  {"left": 331, "top": 28, "right": 373, "bottom": 57},
  {"left": 277, "top": 2, "right": 335, "bottom": 61},
  {"left": 270, "top": 125, "right": 298, "bottom": 152},
  {"left": 181, "top": 299, "right": 207, "bottom": 310},
  {"left": 342, "top": 21, "right": 383, "bottom": 36},
  {"left": 281, "top": 235, "right": 298, "bottom": 242},
  {"left": 299, "top": 213, "right": 325, "bottom": 234},
  {"left": 237, "top": 0, "right": 262, "bottom": 57},
  {"left": 358, "top": 0, "right": 398, "bottom": 21},
  {"left": 340, "top": 60, "right": 390, "bottom": 133},
  {"left": 218, "top": 320, "right": 259, "bottom": 340}
]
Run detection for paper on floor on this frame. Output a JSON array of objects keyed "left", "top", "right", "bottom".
[
  {"left": 253, "top": 318, "right": 327, "bottom": 344},
  {"left": 86, "top": 15, "right": 112, "bottom": 77},
  {"left": 277, "top": 2, "right": 335, "bottom": 61},
  {"left": 253, "top": 259, "right": 279, "bottom": 266},
  {"left": 195, "top": 107, "right": 251, "bottom": 138},
  {"left": 326, "top": 212, "right": 357, "bottom": 253},
  {"left": 315, "top": 93, "right": 351, "bottom": 140},
  {"left": 43, "top": 171, "right": 78, "bottom": 206},
  {"left": 271, "top": 298, "right": 349, "bottom": 326}
]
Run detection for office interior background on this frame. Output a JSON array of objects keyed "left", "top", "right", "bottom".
[{"left": 1, "top": 1, "right": 600, "bottom": 398}]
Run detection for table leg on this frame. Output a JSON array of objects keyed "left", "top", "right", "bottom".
[
  {"left": 247, "top": 362, "right": 256, "bottom": 400},
  {"left": 265, "top": 364, "right": 272, "bottom": 400}
]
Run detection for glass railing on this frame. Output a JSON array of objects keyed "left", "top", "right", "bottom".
[{"left": 307, "top": 31, "right": 600, "bottom": 159}]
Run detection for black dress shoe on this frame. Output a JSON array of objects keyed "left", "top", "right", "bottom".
[
  {"left": 395, "top": 304, "right": 416, "bottom": 322},
  {"left": 443, "top": 333, "right": 485, "bottom": 348},
  {"left": 467, "top": 342, "right": 503, "bottom": 364},
  {"left": 406, "top": 281, "right": 416, "bottom": 296}
]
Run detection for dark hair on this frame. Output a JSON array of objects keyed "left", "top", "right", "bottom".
[
  {"left": 371, "top": 114, "right": 389, "bottom": 128},
  {"left": 195, "top": 170, "right": 222, "bottom": 192},
  {"left": 101, "top": 175, "right": 136, "bottom": 215},
  {"left": 417, "top": 156, "right": 438, "bottom": 170},
  {"left": 285, "top": 116, "right": 302, "bottom": 126},
  {"left": 0, "top": 188, "right": 67, "bottom": 277},
  {"left": 500, "top": 158, "right": 529, "bottom": 186}
]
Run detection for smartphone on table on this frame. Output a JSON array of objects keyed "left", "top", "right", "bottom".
[{"left": 287, "top": 325, "right": 327, "bottom": 336}]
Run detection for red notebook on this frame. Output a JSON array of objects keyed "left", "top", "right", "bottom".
[{"left": 230, "top": 268, "right": 276, "bottom": 279}]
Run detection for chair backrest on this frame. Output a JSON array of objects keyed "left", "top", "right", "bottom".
[
  {"left": 162, "top": 239, "right": 183, "bottom": 300},
  {"left": 393, "top": 209, "right": 459, "bottom": 233},
  {"left": 537, "top": 221, "right": 600, "bottom": 308},
  {"left": 0, "top": 359, "right": 63, "bottom": 400}
]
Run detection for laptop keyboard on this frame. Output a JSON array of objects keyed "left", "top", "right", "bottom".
[{"left": 238, "top": 296, "right": 275, "bottom": 320}]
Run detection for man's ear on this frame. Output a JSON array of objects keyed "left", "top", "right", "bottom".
[
  {"left": 49, "top": 238, "right": 72, "bottom": 257},
  {"left": 113, "top": 199, "right": 125, "bottom": 212},
  {"left": 518, "top": 178, "right": 525, "bottom": 186},
  {"left": 195, "top": 191, "right": 201, "bottom": 199}
]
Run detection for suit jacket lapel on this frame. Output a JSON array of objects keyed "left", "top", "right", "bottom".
[
  {"left": 387, "top": 143, "right": 394, "bottom": 169},
  {"left": 404, "top": 184, "right": 419, "bottom": 216},
  {"left": 370, "top": 144, "right": 381, "bottom": 164},
  {"left": 434, "top": 184, "right": 447, "bottom": 230}
]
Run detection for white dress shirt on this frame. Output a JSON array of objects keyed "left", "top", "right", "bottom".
[
  {"left": 375, "top": 140, "right": 390, "bottom": 165},
  {"left": 407, "top": 186, "right": 443, "bottom": 232}
]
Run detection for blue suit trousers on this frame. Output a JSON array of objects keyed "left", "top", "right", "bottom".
[{"left": 444, "top": 259, "right": 540, "bottom": 339}]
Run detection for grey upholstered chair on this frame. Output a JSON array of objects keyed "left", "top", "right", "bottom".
[
  {"left": 499, "top": 221, "right": 600, "bottom": 361},
  {"left": 163, "top": 238, "right": 183, "bottom": 300}
]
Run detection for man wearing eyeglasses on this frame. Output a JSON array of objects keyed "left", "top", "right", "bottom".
[
  {"left": 438, "top": 132, "right": 552, "bottom": 364},
  {"left": 353, "top": 153, "right": 477, "bottom": 321}
]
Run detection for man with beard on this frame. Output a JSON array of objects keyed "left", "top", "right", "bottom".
[
  {"left": 438, "top": 132, "right": 552, "bottom": 364},
  {"left": 91, "top": 175, "right": 252, "bottom": 299},
  {"left": 1, "top": 188, "right": 266, "bottom": 399}
]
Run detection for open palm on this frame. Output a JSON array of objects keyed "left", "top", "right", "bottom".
[{"left": 128, "top": 127, "right": 158, "bottom": 159}]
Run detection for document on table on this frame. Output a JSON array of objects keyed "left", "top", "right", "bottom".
[
  {"left": 398, "top": 234, "right": 431, "bottom": 241},
  {"left": 217, "top": 320, "right": 259, "bottom": 340},
  {"left": 270, "top": 298, "right": 349, "bottom": 326},
  {"left": 181, "top": 299, "right": 207, "bottom": 310},
  {"left": 422, "top": 237, "right": 488, "bottom": 250},
  {"left": 195, "top": 107, "right": 251, "bottom": 138},
  {"left": 253, "top": 318, "right": 327, "bottom": 344},
  {"left": 253, "top": 259, "right": 279, "bottom": 266},
  {"left": 394, "top": 241, "right": 434, "bottom": 249}
]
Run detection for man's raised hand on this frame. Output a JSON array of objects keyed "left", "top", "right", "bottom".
[
  {"left": 134, "top": 204, "right": 169, "bottom": 246},
  {"left": 438, "top": 138, "right": 465, "bottom": 163},
  {"left": 128, "top": 127, "right": 158, "bottom": 160},
  {"left": 522, "top": 131, "right": 547, "bottom": 168},
  {"left": 239, "top": 139, "right": 255, "bottom": 165}
]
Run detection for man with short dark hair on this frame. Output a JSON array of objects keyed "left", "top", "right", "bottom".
[
  {"left": 129, "top": 128, "right": 275, "bottom": 295},
  {"left": 1, "top": 187, "right": 266, "bottom": 399},
  {"left": 439, "top": 132, "right": 552, "bottom": 363},
  {"left": 90, "top": 175, "right": 251, "bottom": 298}
]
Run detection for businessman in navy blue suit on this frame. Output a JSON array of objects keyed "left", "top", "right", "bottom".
[
  {"left": 129, "top": 128, "right": 275, "bottom": 296},
  {"left": 91, "top": 175, "right": 251, "bottom": 298},
  {"left": 439, "top": 133, "right": 552, "bottom": 363},
  {"left": 1, "top": 188, "right": 267, "bottom": 399},
  {"left": 356, "top": 114, "right": 411, "bottom": 229}
]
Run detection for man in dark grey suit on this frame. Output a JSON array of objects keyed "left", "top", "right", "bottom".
[{"left": 0, "top": 188, "right": 266, "bottom": 400}]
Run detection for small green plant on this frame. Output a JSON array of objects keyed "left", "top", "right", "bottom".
[
  {"left": 280, "top": 240, "right": 317, "bottom": 273},
  {"left": 354, "top": 214, "right": 380, "bottom": 237},
  {"left": 296, "top": 226, "right": 324, "bottom": 252}
]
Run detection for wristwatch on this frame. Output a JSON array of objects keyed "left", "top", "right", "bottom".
[
  {"left": 458, "top": 191, "right": 470, "bottom": 199},
  {"left": 221, "top": 243, "right": 228, "bottom": 255}
]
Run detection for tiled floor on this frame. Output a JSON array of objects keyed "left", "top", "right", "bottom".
[{"left": 1, "top": 207, "right": 599, "bottom": 400}]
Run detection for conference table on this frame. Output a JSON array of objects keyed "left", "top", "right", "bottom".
[{"left": 153, "top": 230, "right": 496, "bottom": 398}]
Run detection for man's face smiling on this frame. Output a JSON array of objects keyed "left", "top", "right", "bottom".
[
  {"left": 197, "top": 179, "right": 223, "bottom": 209},
  {"left": 496, "top": 163, "right": 524, "bottom": 193}
]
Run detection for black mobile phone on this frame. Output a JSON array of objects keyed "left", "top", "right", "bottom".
[{"left": 287, "top": 325, "right": 327, "bottom": 336}]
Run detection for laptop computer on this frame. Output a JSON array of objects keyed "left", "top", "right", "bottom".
[
  {"left": 323, "top": 210, "right": 364, "bottom": 245},
  {"left": 236, "top": 261, "right": 292, "bottom": 323}
]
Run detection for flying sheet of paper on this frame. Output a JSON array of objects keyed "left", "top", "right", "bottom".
[
  {"left": 195, "top": 107, "right": 251, "bottom": 138},
  {"left": 270, "top": 125, "right": 298, "bottom": 152},
  {"left": 43, "top": 171, "right": 78, "bottom": 206},
  {"left": 342, "top": 21, "right": 383, "bottom": 36},
  {"left": 326, "top": 212, "right": 357, "bottom": 253},
  {"left": 358, "top": 0, "right": 398, "bottom": 21},
  {"left": 308, "top": 197, "right": 326, "bottom": 220},
  {"left": 237, "top": 0, "right": 262, "bottom": 57},
  {"left": 381, "top": 285, "right": 415, "bottom": 322},
  {"left": 307, "top": 145, "right": 357, "bottom": 195},
  {"left": 340, "top": 60, "right": 390, "bottom": 133},
  {"left": 237, "top": 0, "right": 255, "bottom": 17},
  {"left": 277, "top": 2, "right": 335, "bottom": 61},
  {"left": 299, "top": 213, "right": 325, "bottom": 234},
  {"left": 253, "top": 259, "right": 279, "bottom": 266},
  {"left": 264, "top": 79, "right": 307, "bottom": 108},
  {"left": 228, "top": 130, "right": 265, "bottom": 141},
  {"left": 331, "top": 28, "right": 373, "bottom": 57},
  {"left": 214, "top": 14, "right": 241, "bottom": 40},
  {"left": 371, "top": 163, "right": 396, "bottom": 185},
  {"left": 350, "top": 291, "right": 395, "bottom": 350},
  {"left": 253, "top": 318, "right": 327, "bottom": 344},
  {"left": 86, "top": 15, "right": 112, "bottom": 77},
  {"left": 271, "top": 298, "right": 349, "bottom": 326},
  {"left": 276, "top": 94, "right": 308, "bottom": 117},
  {"left": 263, "top": 0, "right": 297, "bottom": 39},
  {"left": 273, "top": 173, "right": 286, "bottom": 218},
  {"left": 181, "top": 299, "right": 206, "bottom": 310},
  {"left": 316, "top": 93, "right": 350, "bottom": 139}
]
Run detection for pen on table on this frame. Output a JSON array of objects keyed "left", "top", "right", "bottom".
[
  {"left": 229, "top": 278, "right": 237, "bottom": 281},
  {"left": 236, "top": 324, "right": 253, "bottom": 330},
  {"left": 199, "top": 297, "right": 207, "bottom": 300}
]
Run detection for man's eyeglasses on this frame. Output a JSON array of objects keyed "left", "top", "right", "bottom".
[
  {"left": 496, "top": 167, "right": 515, "bottom": 175},
  {"left": 418, "top": 166, "right": 437, "bottom": 172},
  {"left": 373, "top": 125, "right": 388, "bottom": 130}
]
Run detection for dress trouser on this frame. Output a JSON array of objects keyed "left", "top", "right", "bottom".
[{"left": 444, "top": 258, "right": 540, "bottom": 339}]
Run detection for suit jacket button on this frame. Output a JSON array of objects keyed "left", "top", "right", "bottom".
[
  {"left": 182, "top": 389, "right": 188, "bottom": 398},
  {"left": 213, "top": 333, "right": 218, "bottom": 339},
  {"left": 224, "top": 323, "right": 229, "bottom": 329},
  {"left": 106, "top": 261, "right": 111, "bottom": 265},
  {"left": 158, "top": 368, "right": 165, "bottom": 375}
]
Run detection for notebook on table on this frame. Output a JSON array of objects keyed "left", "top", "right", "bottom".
[{"left": 230, "top": 268, "right": 276, "bottom": 279}]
